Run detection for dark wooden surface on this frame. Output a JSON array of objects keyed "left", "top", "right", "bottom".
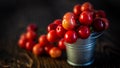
[{"left": 0, "top": 0, "right": 120, "bottom": 68}]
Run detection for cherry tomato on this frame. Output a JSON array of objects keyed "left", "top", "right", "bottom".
[
  {"left": 95, "top": 10, "right": 106, "bottom": 18},
  {"left": 64, "top": 30, "right": 78, "bottom": 44},
  {"left": 33, "top": 43, "right": 44, "bottom": 56},
  {"left": 27, "top": 23, "right": 38, "bottom": 31},
  {"left": 58, "top": 38, "right": 66, "bottom": 50},
  {"left": 81, "top": 2, "right": 93, "bottom": 11},
  {"left": 47, "top": 30, "right": 59, "bottom": 43},
  {"left": 47, "top": 23, "right": 58, "bottom": 32},
  {"left": 25, "top": 41, "right": 35, "bottom": 51},
  {"left": 78, "top": 26, "right": 90, "bottom": 39},
  {"left": 56, "top": 24, "right": 67, "bottom": 38},
  {"left": 38, "top": 34, "right": 49, "bottom": 47},
  {"left": 93, "top": 18, "right": 105, "bottom": 32},
  {"left": 62, "top": 12, "right": 76, "bottom": 30},
  {"left": 79, "top": 11, "right": 93, "bottom": 26},
  {"left": 73, "top": 4, "right": 81, "bottom": 15},
  {"left": 18, "top": 33, "right": 27, "bottom": 49},
  {"left": 53, "top": 19, "right": 62, "bottom": 25},
  {"left": 26, "top": 30, "right": 37, "bottom": 40},
  {"left": 18, "top": 38, "right": 26, "bottom": 49},
  {"left": 49, "top": 47, "right": 62, "bottom": 58}
]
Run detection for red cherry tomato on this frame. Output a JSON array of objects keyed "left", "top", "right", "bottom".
[
  {"left": 78, "top": 26, "right": 90, "bottom": 39},
  {"left": 56, "top": 24, "right": 67, "bottom": 38},
  {"left": 38, "top": 34, "right": 49, "bottom": 47},
  {"left": 18, "top": 33, "right": 27, "bottom": 49},
  {"left": 58, "top": 38, "right": 66, "bottom": 50},
  {"left": 95, "top": 10, "right": 106, "bottom": 18},
  {"left": 93, "top": 18, "right": 105, "bottom": 32},
  {"left": 47, "top": 23, "right": 58, "bottom": 32},
  {"left": 33, "top": 43, "right": 44, "bottom": 56},
  {"left": 25, "top": 41, "right": 35, "bottom": 51},
  {"left": 27, "top": 23, "right": 38, "bottom": 31},
  {"left": 53, "top": 19, "right": 62, "bottom": 25},
  {"left": 64, "top": 30, "right": 78, "bottom": 44},
  {"left": 26, "top": 30, "right": 37, "bottom": 40},
  {"left": 47, "top": 30, "right": 59, "bottom": 43},
  {"left": 81, "top": 2, "right": 93, "bottom": 11},
  {"left": 79, "top": 11, "right": 93, "bottom": 26},
  {"left": 18, "top": 38, "right": 26, "bottom": 49},
  {"left": 73, "top": 4, "right": 81, "bottom": 15},
  {"left": 49, "top": 47, "right": 62, "bottom": 58}
]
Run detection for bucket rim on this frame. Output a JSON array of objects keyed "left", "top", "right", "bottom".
[{"left": 90, "top": 32, "right": 103, "bottom": 39}]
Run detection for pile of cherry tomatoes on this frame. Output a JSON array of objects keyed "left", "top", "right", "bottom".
[{"left": 18, "top": 2, "right": 109, "bottom": 58}]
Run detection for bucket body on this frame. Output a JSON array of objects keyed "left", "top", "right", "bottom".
[{"left": 65, "top": 32, "right": 102, "bottom": 66}]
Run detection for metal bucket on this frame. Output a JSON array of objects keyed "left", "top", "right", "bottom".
[{"left": 65, "top": 32, "right": 102, "bottom": 66}]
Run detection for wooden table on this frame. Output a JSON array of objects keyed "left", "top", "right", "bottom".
[{"left": 0, "top": 0, "right": 120, "bottom": 68}]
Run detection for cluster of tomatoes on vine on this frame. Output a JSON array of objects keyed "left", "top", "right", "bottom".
[{"left": 18, "top": 2, "right": 109, "bottom": 58}]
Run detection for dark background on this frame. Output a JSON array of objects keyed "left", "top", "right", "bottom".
[
  {"left": 0, "top": 0, "right": 120, "bottom": 39},
  {"left": 0, "top": 0, "right": 120, "bottom": 67}
]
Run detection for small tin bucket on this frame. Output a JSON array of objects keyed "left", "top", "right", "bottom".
[{"left": 65, "top": 32, "right": 102, "bottom": 66}]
